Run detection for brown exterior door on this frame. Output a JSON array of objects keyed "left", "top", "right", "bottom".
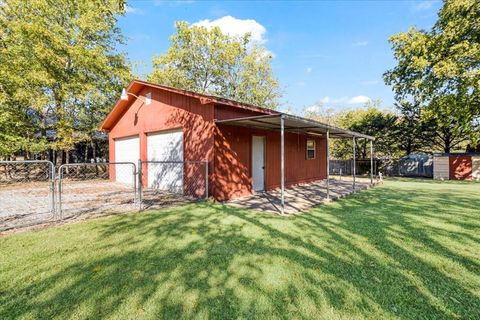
[{"left": 449, "top": 156, "right": 472, "bottom": 180}]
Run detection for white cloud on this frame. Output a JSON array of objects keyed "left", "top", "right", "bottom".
[
  {"left": 193, "top": 16, "right": 267, "bottom": 43},
  {"left": 348, "top": 95, "right": 371, "bottom": 104},
  {"left": 319, "top": 96, "right": 350, "bottom": 104},
  {"left": 413, "top": 0, "right": 436, "bottom": 11},
  {"left": 305, "top": 104, "right": 320, "bottom": 113},
  {"left": 307, "top": 95, "right": 371, "bottom": 110},
  {"left": 279, "top": 108, "right": 293, "bottom": 115},
  {"left": 125, "top": 5, "right": 144, "bottom": 15},
  {"left": 306, "top": 67, "right": 313, "bottom": 73},
  {"left": 352, "top": 41, "right": 369, "bottom": 47}
]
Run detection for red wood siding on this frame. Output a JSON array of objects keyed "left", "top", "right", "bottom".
[
  {"left": 107, "top": 86, "right": 328, "bottom": 201},
  {"left": 214, "top": 104, "right": 268, "bottom": 121},
  {"left": 213, "top": 124, "right": 327, "bottom": 201},
  {"left": 449, "top": 155, "right": 472, "bottom": 180},
  {"left": 108, "top": 87, "right": 214, "bottom": 191}
]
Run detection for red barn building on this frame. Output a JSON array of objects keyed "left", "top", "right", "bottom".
[{"left": 100, "top": 80, "right": 373, "bottom": 210}]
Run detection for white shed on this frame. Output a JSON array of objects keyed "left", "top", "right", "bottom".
[
  {"left": 472, "top": 156, "right": 480, "bottom": 181},
  {"left": 433, "top": 155, "right": 449, "bottom": 180}
]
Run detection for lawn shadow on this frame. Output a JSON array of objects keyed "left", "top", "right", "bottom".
[{"left": 1, "top": 181, "right": 479, "bottom": 319}]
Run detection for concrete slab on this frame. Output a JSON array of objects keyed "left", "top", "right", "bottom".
[{"left": 227, "top": 177, "right": 377, "bottom": 214}]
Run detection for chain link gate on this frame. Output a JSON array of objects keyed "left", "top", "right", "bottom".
[
  {"left": 139, "top": 160, "right": 208, "bottom": 210},
  {"left": 0, "top": 160, "right": 56, "bottom": 231},
  {"left": 1, "top": 159, "right": 209, "bottom": 232},
  {"left": 57, "top": 162, "right": 137, "bottom": 220}
]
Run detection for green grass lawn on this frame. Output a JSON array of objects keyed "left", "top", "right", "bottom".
[{"left": 1, "top": 179, "right": 479, "bottom": 319}]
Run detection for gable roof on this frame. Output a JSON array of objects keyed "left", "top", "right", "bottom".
[
  {"left": 100, "top": 79, "right": 278, "bottom": 131},
  {"left": 99, "top": 79, "right": 374, "bottom": 140}
]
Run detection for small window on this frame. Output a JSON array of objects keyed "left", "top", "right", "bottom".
[{"left": 306, "top": 139, "right": 315, "bottom": 160}]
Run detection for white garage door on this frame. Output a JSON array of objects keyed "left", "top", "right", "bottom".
[
  {"left": 114, "top": 136, "right": 139, "bottom": 185},
  {"left": 147, "top": 129, "right": 184, "bottom": 192}
]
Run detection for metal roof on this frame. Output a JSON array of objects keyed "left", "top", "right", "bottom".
[{"left": 215, "top": 114, "right": 375, "bottom": 140}]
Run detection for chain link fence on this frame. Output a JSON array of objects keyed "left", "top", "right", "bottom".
[
  {"left": 57, "top": 162, "right": 137, "bottom": 220},
  {"left": 330, "top": 160, "right": 377, "bottom": 177},
  {"left": 380, "top": 157, "right": 433, "bottom": 177},
  {"left": 0, "top": 160, "right": 208, "bottom": 231},
  {"left": 330, "top": 157, "right": 433, "bottom": 178},
  {"left": 139, "top": 161, "right": 208, "bottom": 210},
  {"left": 0, "top": 161, "right": 55, "bottom": 230}
]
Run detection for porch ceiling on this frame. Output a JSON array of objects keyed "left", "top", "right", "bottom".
[{"left": 215, "top": 114, "right": 374, "bottom": 140}]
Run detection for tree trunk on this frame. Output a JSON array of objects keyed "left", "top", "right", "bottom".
[
  {"left": 84, "top": 144, "right": 89, "bottom": 163},
  {"left": 92, "top": 141, "right": 96, "bottom": 162},
  {"left": 444, "top": 137, "right": 451, "bottom": 153},
  {"left": 91, "top": 140, "right": 98, "bottom": 176},
  {"left": 65, "top": 150, "right": 70, "bottom": 174},
  {"left": 405, "top": 140, "right": 412, "bottom": 155}
]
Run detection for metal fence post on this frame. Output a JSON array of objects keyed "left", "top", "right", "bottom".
[
  {"left": 50, "top": 162, "right": 56, "bottom": 218},
  {"left": 205, "top": 160, "right": 209, "bottom": 200},
  {"left": 132, "top": 163, "right": 137, "bottom": 204},
  {"left": 57, "top": 166, "right": 63, "bottom": 219},
  {"left": 370, "top": 140, "right": 374, "bottom": 185},
  {"left": 326, "top": 130, "right": 330, "bottom": 200},
  {"left": 352, "top": 137, "right": 356, "bottom": 191},
  {"left": 138, "top": 159, "right": 143, "bottom": 211},
  {"left": 280, "top": 115, "right": 285, "bottom": 215}
]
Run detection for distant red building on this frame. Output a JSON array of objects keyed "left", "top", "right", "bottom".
[{"left": 433, "top": 153, "right": 480, "bottom": 181}]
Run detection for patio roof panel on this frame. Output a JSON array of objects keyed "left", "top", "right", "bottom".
[{"left": 215, "top": 114, "right": 374, "bottom": 140}]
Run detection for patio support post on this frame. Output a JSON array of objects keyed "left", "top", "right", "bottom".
[
  {"left": 352, "top": 137, "right": 356, "bottom": 191},
  {"left": 326, "top": 130, "right": 330, "bottom": 200},
  {"left": 280, "top": 115, "right": 285, "bottom": 215},
  {"left": 370, "top": 140, "right": 373, "bottom": 185}
]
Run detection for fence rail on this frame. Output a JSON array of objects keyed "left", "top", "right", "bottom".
[{"left": 0, "top": 159, "right": 208, "bottom": 231}]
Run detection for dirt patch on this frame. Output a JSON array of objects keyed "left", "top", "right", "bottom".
[{"left": 0, "top": 180, "right": 205, "bottom": 233}]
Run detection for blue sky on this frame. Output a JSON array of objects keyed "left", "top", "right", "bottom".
[{"left": 118, "top": 0, "right": 442, "bottom": 115}]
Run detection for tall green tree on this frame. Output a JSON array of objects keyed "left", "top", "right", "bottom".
[
  {"left": 384, "top": 0, "right": 480, "bottom": 153},
  {"left": 394, "top": 100, "right": 436, "bottom": 155},
  {"left": 0, "top": 0, "right": 131, "bottom": 160},
  {"left": 304, "top": 101, "right": 400, "bottom": 159},
  {"left": 334, "top": 103, "right": 400, "bottom": 159},
  {"left": 148, "top": 21, "right": 281, "bottom": 109}
]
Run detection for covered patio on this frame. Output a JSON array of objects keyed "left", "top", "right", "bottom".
[
  {"left": 228, "top": 177, "right": 374, "bottom": 214},
  {"left": 216, "top": 113, "right": 376, "bottom": 214}
]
